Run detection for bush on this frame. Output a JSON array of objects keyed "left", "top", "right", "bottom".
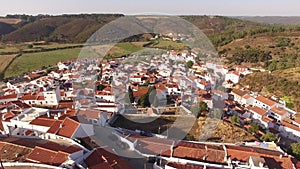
[
  {"left": 260, "top": 132, "right": 277, "bottom": 142},
  {"left": 248, "top": 123, "right": 259, "bottom": 134},
  {"left": 229, "top": 48, "right": 271, "bottom": 64},
  {"left": 230, "top": 115, "right": 240, "bottom": 125},
  {"left": 290, "top": 142, "right": 300, "bottom": 160},
  {"left": 276, "top": 37, "right": 291, "bottom": 47},
  {"left": 186, "top": 60, "right": 194, "bottom": 68},
  {"left": 27, "top": 44, "right": 33, "bottom": 49},
  {"left": 191, "top": 101, "right": 208, "bottom": 118}
]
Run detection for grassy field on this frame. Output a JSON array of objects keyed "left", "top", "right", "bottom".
[
  {"left": 0, "top": 43, "right": 83, "bottom": 54},
  {"left": 0, "top": 54, "right": 17, "bottom": 72},
  {"left": 4, "top": 48, "right": 94, "bottom": 78},
  {"left": 2, "top": 41, "right": 149, "bottom": 78},
  {"left": 150, "top": 39, "right": 188, "bottom": 51},
  {"left": 106, "top": 42, "right": 146, "bottom": 57}
]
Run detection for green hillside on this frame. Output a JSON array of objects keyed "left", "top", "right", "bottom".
[{"left": 1, "top": 14, "right": 123, "bottom": 43}]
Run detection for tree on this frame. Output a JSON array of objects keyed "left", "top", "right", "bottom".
[
  {"left": 248, "top": 123, "right": 259, "bottom": 134},
  {"left": 290, "top": 142, "right": 300, "bottom": 159},
  {"left": 139, "top": 94, "right": 150, "bottom": 108},
  {"left": 96, "top": 84, "right": 105, "bottom": 91},
  {"left": 186, "top": 60, "right": 194, "bottom": 68},
  {"left": 128, "top": 86, "right": 134, "bottom": 103},
  {"left": 138, "top": 86, "right": 156, "bottom": 108},
  {"left": 230, "top": 115, "right": 240, "bottom": 125},
  {"left": 191, "top": 101, "right": 208, "bottom": 118},
  {"left": 260, "top": 132, "right": 277, "bottom": 142},
  {"left": 185, "top": 134, "right": 195, "bottom": 141},
  {"left": 27, "top": 44, "right": 33, "bottom": 49}
]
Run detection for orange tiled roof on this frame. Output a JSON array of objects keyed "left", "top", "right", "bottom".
[
  {"left": 270, "top": 106, "right": 287, "bottom": 116},
  {"left": 226, "top": 145, "right": 295, "bottom": 169},
  {"left": 255, "top": 96, "right": 276, "bottom": 107},
  {"left": 133, "top": 87, "right": 148, "bottom": 98},
  {"left": 21, "top": 93, "right": 38, "bottom": 100},
  {"left": 155, "top": 83, "right": 167, "bottom": 91},
  {"left": 0, "top": 120, "right": 4, "bottom": 131},
  {"left": 30, "top": 117, "right": 57, "bottom": 127},
  {"left": 47, "top": 120, "right": 63, "bottom": 134},
  {"left": 2, "top": 111, "right": 16, "bottom": 120},
  {"left": 231, "top": 89, "right": 249, "bottom": 97},
  {"left": 0, "top": 94, "right": 18, "bottom": 100},
  {"left": 243, "top": 94, "right": 251, "bottom": 99},
  {"left": 85, "top": 148, "right": 133, "bottom": 169},
  {"left": 166, "top": 162, "right": 208, "bottom": 169},
  {"left": 249, "top": 106, "right": 267, "bottom": 116},
  {"left": 58, "top": 100, "right": 75, "bottom": 109},
  {"left": 281, "top": 120, "right": 300, "bottom": 132},
  {"left": 56, "top": 117, "right": 80, "bottom": 138},
  {"left": 77, "top": 109, "right": 103, "bottom": 119},
  {"left": 26, "top": 146, "right": 69, "bottom": 166}
]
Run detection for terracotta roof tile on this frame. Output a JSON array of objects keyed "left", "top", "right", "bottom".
[
  {"left": 47, "top": 120, "right": 63, "bottom": 134},
  {"left": 30, "top": 117, "right": 56, "bottom": 127},
  {"left": 77, "top": 109, "right": 102, "bottom": 119},
  {"left": 0, "top": 120, "right": 4, "bottom": 131},
  {"left": 226, "top": 145, "right": 295, "bottom": 169},
  {"left": 167, "top": 162, "right": 218, "bottom": 169},
  {"left": 85, "top": 148, "right": 133, "bottom": 169},
  {"left": 281, "top": 120, "right": 300, "bottom": 132},
  {"left": 26, "top": 146, "right": 69, "bottom": 166},
  {"left": 249, "top": 106, "right": 267, "bottom": 116},
  {"left": 56, "top": 117, "right": 80, "bottom": 138},
  {"left": 155, "top": 83, "right": 167, "bottom": 91},
  {"left": 0, "top": 94, "right": 18, "bottom": 100},
  {"left": 270, "top": 106, "right": 287, "bottom": 116},
  {"left": 133, "top": 87, "right": 148, "bottom": 98},
  {"left": 255, "top": 96, "right": 276, "bottom": 107},
  {"left": 231, "top": 89, "right": 249, "bottom": 98},
  {"left": 243, "top": 94, "right": 251, "bottom": 99},
  {"left": 21, "top": 93, "right": 38, "bottom": 100},
  {"left": 11, "top": 100, "right": 31, "bottom": 109},
  {"left": 2, "top": 111, "right": 17, "bottom": 121}
]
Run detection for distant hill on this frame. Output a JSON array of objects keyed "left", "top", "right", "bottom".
[
  {"left": 0, "top": 14, "right": 268, "bottom": 44},
  {"left": 0, "top": 22, "right": 16, "bottom": 36},
  {"left": 235, "top": 16, "right": 300, "bottom": 25},
  {"left": 1, "top": 14, "right": 300, "bottom": 49},
  {"left": 0, "top": 14, "right": 124, "bottom": 43}
]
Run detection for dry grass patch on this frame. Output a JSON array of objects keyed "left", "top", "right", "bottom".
[{"left": 0, "top": 54, "right": 16, "bottom": 72}]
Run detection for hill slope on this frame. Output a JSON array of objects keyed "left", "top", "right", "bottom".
[
  {"left": 0, "top": 14, "right": 271, "bottom": 44},
  {"left": 239, "top": 67, "right": 300, "bottom": 111},
  {"left": 0, "top": 22, "right": 16, "bottom": 36},
  {"left": 1, "top": 14, "right": 123, "bottom": 43},
  {"left": 236, "top": 16, "right": 300, "bottom": 25}
]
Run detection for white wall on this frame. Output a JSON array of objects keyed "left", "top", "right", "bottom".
[{"left": 72, "top": 124, "right": 94, "bottom": 138}]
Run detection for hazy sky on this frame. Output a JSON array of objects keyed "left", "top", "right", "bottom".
[{"left": 1, "top": 0, "right": 300, "bottom": 16}]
